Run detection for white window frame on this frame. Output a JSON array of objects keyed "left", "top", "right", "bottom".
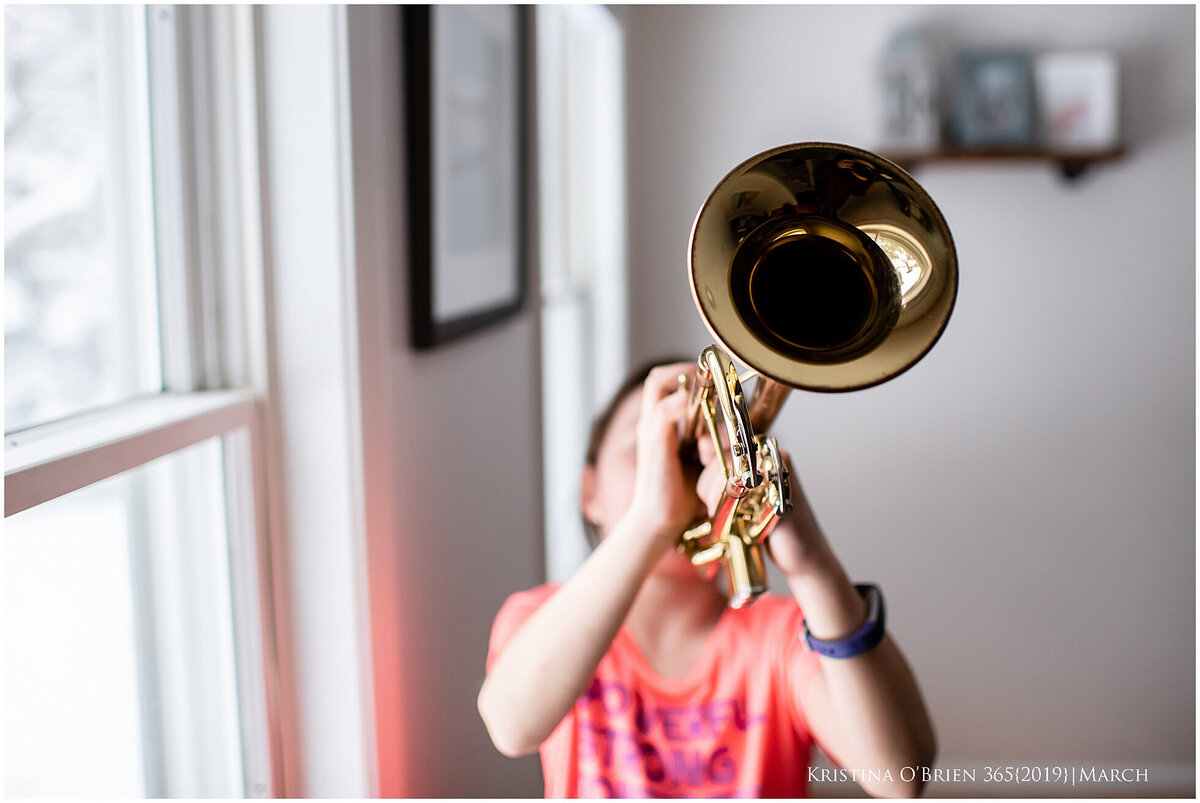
[
  {"left": 536, "top": 5, "right": 630, "bottom": 582},
  {"left": 6, "top": 5, "right": 380, "bottom": 798},
  {"left": 5, "top": 5, "right": 280, "bottom": 797}
]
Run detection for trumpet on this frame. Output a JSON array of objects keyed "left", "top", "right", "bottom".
[{"left": 677, "top": 143, "right": 958, "bottom": 608}]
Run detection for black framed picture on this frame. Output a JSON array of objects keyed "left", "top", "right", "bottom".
[
  {"left": 404, "top": 5, "right": 527, "bottom": 349},
  {"left": 952, "top": 50, "right": 1036, "bottom": 148}
]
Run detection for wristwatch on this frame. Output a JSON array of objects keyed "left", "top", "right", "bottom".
[{"left": 803, "top": 584, "right": 885, "bottom": 659}]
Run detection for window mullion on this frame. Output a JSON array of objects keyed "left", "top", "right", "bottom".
[
  {"left": 221, "top": 423, "right": 277, "bottom": 797},
  {"left": 146, "top": 5, "right": 213, "bottom": 393},
  {"left": 150, "top": 5, "right": 282, "bottom": 796},
  {"left": 125, "top": 465, "right": 170, "bottom": 798},
  {"left": 97, "top": 7, "right": 161, "bottom": 400},
  {"left": 184, "top": 6, "right": 224, "bottom": 390}
]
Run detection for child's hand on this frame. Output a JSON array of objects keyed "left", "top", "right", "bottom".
[
  {"left": 760, "top": 451, "right": 835, "bottom": 580},
  {"left": 624, "top": 364, "right": 706, "bottom": 546},
  {"left": 695, "top": 441, "right": 834, "bottom": 580}
]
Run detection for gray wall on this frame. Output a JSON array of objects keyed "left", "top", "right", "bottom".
[
  {"left": 347, "top": 7, "right": 544, "bottom": 796},
  {"left": 627, "top": 2, "right": 1194, "bottom": 782}
]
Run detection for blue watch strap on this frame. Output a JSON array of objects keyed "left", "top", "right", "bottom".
[{"left": 803, "top": 584, "right": 886, "bottom": 659}]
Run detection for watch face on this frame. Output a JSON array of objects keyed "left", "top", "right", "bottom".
[{"left": 859, "top": 584, "right": 883, "bottom": 623}]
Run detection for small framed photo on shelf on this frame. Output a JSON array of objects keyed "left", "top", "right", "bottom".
[
  {"left": 952, "top": 50, "right": 1036, "bottom": 148},
  {"left": 404, "top": 5, "right": 528, "bottom": 349},
  {"left": 1035, "top": 51, "right": 1120, "bottom": 149},
  {"left": 878, "top": 29, "right": 940, "bottom": 152}
]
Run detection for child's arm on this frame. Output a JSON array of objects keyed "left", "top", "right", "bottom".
[
  {"left": 769, "top": 469, "right": 937, "bottom": 797},
  {"left": 696, "top": 452, "right": 936, "bottom": 796},
  {"left": 782, "top": 544, "right": 936, "bottom": 798},
  {"left": 477, "top": 365, "right": 699, "bottom": 757},
  {"left": 478, "top": 511, "right": 669, "bottom": 756}
]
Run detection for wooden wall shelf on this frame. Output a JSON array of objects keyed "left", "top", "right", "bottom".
[{"left": 885, "top": 145, "right": 1125, "bottom": 180}]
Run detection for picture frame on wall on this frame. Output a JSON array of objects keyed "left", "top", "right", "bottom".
[
  {"left": 1035, "top": 51, "right": 1120, "bottom": 149},
  {"left": 952, "top": 50, "right": 1036, "bottom": 148},
  {"left": 404, "top": 5, "right": 527, "bottom": 349}
]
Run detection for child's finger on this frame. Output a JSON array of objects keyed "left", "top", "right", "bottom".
[
  {"left": 642, "top": 388, "right": 689, "bottom": 451},
  {"left": 639, "top": 364, "right": 692, "bottom": 425},
  {"left": 696, "top": 461, "right": 725, "bottom": 515}
]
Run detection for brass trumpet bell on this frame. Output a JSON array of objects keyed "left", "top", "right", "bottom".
[
  {"left": 689, "top": 142, "right": 957, "bottom": 392},
  {"left": 679, "top": 143, "right": 957, "bottom": 607}
]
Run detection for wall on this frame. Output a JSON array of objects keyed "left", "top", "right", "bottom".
[
  {"left": 626, "top": 3, "right": 1194, "bottom": 793},
  {"left": 345, "top": 7, "right": 544, "bottom": 796}
]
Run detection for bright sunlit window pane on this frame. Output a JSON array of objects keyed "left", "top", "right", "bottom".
[
  {"left": 4, "top": 5, "right": 161, "bottom": 433},
  {"left": 4, "top": 470, "right": 147, "bottom": 797},
  {"left": 4, "top": 438, "right": 245, "bottom": 797}
]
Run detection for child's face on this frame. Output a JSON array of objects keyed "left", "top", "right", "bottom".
[
  {"left": 583, "top": 389, "right": 643, "bottom": 533},
  {"left": 583, "top": 385, "right": 723, "bottom": 582}
]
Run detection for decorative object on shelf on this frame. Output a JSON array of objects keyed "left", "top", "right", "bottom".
[
  {"left": 404, "top": 5, "right": 527, "bottom": 349},
  {"left": 877, "top": 32, "right": 1124, "bottom": 181},
  {"left": 878, "top": 29, "right": 940, "bottom": 152},
  {"left": 951, "top": 49, "right": 1037, "bottom": 147},
  {"left": 1035, "top": 51, "right": 1120, "bottom": 149}
]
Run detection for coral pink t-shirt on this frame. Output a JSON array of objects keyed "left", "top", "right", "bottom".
[{"left": 486, "top": 584, "right": 822, "bottom": 798}]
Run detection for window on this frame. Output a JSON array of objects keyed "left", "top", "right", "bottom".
[
  {"left": 4, "top": 438, "right": 242, "bottom": 797},
  {"left": 536, "top": 5, "right": 629, "bottom": 581},
  {"left": 4, "top": 5, "right": 275, "bottom": 796}
]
